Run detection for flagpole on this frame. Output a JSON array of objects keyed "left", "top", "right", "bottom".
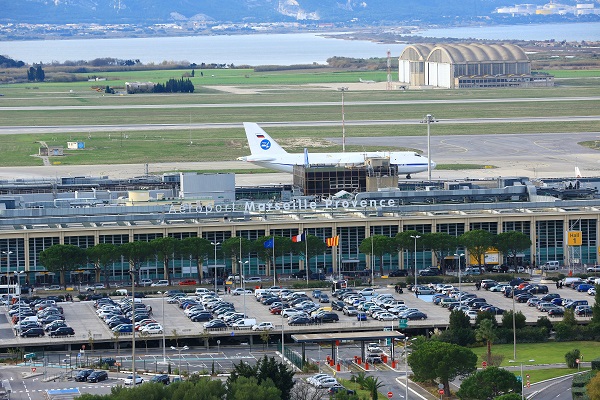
[{"left": 273, "top": 236, "right": 276, "bottom": 287}]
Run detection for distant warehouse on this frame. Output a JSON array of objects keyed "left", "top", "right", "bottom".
[{"left": 398, "top": 43, "right": 554, "bottom": 89}]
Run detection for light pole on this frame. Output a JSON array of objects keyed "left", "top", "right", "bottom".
[
  {"left": 370, "top": 234, "right": 375, "bottom": 286},
  {"left": 171, "top": 345, "right": 189, "bottom": 381},
  {"left": 159, "top": 291, "right": 167, "bottom": 363},
  {"left": 404, "top": 337, "right": 409, "bottom": 400},
  {"left": 454, "top": 253, "right": 464, "bottom": 293},
  {"left": 421, "top": 114, "right": 436, "bottom": 181},
  {"left": 338, "top": 87, "right": 348, "bottom": 152},
  {"left": 130, "top": 265, "right": 136, "bottom": 386},
  {"left": 410, "top": 235, "right": 421, "bottom": 294},
  {"left": 239, "top": 260, "right": 249, "bottom": 316},
  {"left": 211, "top": 242, "right": 220, "bottom": 293},
  {"left": 15, "top": 271, "right": 24, "bottom": 324},
  {"left": 2, "top": 251, "right": 13, "bottom": 300},
  {"left": 509, "top": 359, "right": 534, "bottom": 400}
]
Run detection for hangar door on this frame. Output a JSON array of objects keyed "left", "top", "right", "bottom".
[
  {"left": 426, "top": 62, "right": 451, "bottom": 88},
  {"left": 398, "top": 60, "right": 410, "bottom": 84}
]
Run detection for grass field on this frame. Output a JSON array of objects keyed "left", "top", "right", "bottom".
[{"left": 0, "top": 67, "right": 599, "bottom": 167}]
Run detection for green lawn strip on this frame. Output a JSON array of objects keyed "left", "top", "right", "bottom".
[
  {"left": 525, "top": 367, "right": 589, "bottom": 384},
  {"left": 545, "top": 70, "right": 600, "bottom": 78},
  {"left": 337, "top": 377, "right": 380, "bottom": 398},
  {"left": 1, "top": 121, "right": 598, "bottom": 167},
  {"left": 470, "top": 341, "right": 600, "bottom": 367},
  {"left": 1, "top": 99, "right": 599, "bottom": 127}
]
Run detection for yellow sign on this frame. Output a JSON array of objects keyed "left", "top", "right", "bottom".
[{"left": 567, "top": 231, "right": 582, "bottom": 246}]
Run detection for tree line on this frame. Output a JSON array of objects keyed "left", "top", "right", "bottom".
[
  {"left": 153, "top": 77, "right": 194, "bottom": 93},
  {"left": 36, "top": 229, "right": 530, "bottom": 288}
]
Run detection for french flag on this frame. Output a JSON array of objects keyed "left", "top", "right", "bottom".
[{"left": 292, "top": 232, "right": 306, "bottom": 243}]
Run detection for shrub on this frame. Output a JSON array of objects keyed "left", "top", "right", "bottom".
[{"left": 565, "top": 348, "right": 582, "bottom": 369}]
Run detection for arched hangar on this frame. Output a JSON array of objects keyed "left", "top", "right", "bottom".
[{"left": 398, "top": 43, "right": 553, "bottom": 89}]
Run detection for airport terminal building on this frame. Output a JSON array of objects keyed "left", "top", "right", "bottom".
[
  {"left": 0, "top": 173, "right": 598, "bottom": 286},
  {"left": 398, "top": 43, "right": 554, "bottom": 89}
]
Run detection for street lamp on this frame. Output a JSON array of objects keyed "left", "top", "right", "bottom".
[
  {"left": 159, "top": 291, "right": 167, "bottom": 363},
  {"left": 454, "top": 253, "right": 464, "bottom": 293},
  {"left": 421, "top": 114, "right": 437, "bottom": 181},
  {"left": 509, "top": 359, "right": 535, "bottom": 400},
  {"left": 211, "top": 242, "right": 220, "bottom": 293},
  {"left": 370, "top": 234, "right": 375, "bottom": 287},
  {"left": 2, "top": 251, "right": 13, "bottom": 299},
  {"left": 15, "top": 271, "right": 25, "bottom": 325},
  {"left": 338, "top": 87, "right": 348, "bottom": 152},
  {"left": 410, "top": 235, "right": 421, "bottom": 295},
  {"left": 239, "top": 260, "right": 249, "bottom": 316},
  {"left": 404, "top": 337, "right": 409, "bottom": 400},
  {"left": 171, "top": 345, "right": 189, "bottom": 381}
]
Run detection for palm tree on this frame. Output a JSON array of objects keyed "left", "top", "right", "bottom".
[
  {"left": 363, "top": 376, "right": 385, "bottom": 399},
  {"left": 119, "top": 241, "right": 153, "bottom": 284},
  {"left": 475, "top": 318, "right": 498, "bottom": 366}
]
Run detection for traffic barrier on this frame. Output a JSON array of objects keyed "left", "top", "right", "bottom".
[
  {"left": 365, "top": 362, "right": 369, "bottom": 370},
  {"left": 336, "top": 363, "right": 340, "bottom": 371}
]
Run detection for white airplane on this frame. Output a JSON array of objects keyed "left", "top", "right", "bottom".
[
  {"left": 359, "top": 78, "right": 376, "bottom": 83},
  {"left": 237, "top": 123, "right": 435, "bottom": 178}
]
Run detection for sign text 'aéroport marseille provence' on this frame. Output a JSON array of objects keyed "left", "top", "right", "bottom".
[{"left": 168, "top": 199, "right": 400, "bottom": 215}]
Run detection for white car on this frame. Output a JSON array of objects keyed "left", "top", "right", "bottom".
[
  {"left": 282, "top": 308, "right": 304, "bottom": 318},
  {"left": 140, "top": 324, "right": 163, "bottom": 334},
  {"left": 358, "top": 288, "right": 375, "bottom": 296},
  {"left": 138, "top": 279, "right": 153, "bottom": 287},
  {"left": 588, "top": 287, "right": 596, "bottom": 296},
  {"left": 124, "top": 375, "right": 144, "bottom": 385},
  {"left": 367, "top": 342, "right": 381, "bottom": 353},
  {"left": 317, "top": 377, "right": 339, "bottom": 388},
  {"left": 231, "top": 288, "right": 253, "bottom": 296},
  {"left": 376, "top": 312, "right": 397, "bottom": 321},
  {"left": 252, "top": 322, "right": 275, "bottom": 331},
  {"left": 151, "top": 280, "right": 169, "bottom": 287}
]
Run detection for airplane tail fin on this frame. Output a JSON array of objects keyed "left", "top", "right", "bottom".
[
  {"left": 243, "top": 122, "right": 288, "bottom": 156},
  {"left": 575, "top": 166, "right": 582, "bottom": 178}
]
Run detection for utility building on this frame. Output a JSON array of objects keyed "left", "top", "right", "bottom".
[{"left": 398, "top": 43, "right": 553, "bottom": 89}]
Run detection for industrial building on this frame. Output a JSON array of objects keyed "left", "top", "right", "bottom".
[
  {"left": 398, "top": 43, "right": 554, "bottom": 89},
  {"left": 1, "top": 172, "right": 599, "bottom": 287}
]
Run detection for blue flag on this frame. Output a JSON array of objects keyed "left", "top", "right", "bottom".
[{"left": 264, "top": 238, "right": 274, "bottom": 249}]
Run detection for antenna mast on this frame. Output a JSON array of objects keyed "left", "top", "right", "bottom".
[{"left": 386, "top": 49, "right": 392, "bottom": 91}]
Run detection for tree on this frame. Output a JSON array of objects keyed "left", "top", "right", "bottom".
[
  {"left": 291, "top": 234, "right": 327, "bottom": 276},
  {"left": 408, "top": 340, "right": 477, "bottom": 396},
  {"left": 150, "top": 236, "right": 180, "bottom": 285},
  {"left": 359, "top": 235, "right": 395, "bottom": 276},
  {"left": 586, "top": 371, "right": 600, "bottom": 400},
  {"left": 565, "top": 348, "right": 581, "bottom": 368},
  {"left": 222, "top": 236, "right": 252, "bottom": 276},
  {"left": 502, "top": 310, "right": 526, "bottom": 330},
  {"left": 395, "top": 230, "right": 423, "bottom": 275},
  {"left": 591, "top": 283, "right": 600, "bottom": 325},
  {"left": 494, "top": 231, "right": 532, "bottom": 269},
  {"left": 362, "top": 376, "right": 385, "bottom": 400},
  {"left": 227, "top": 355, "right": 295, "bottom": 400},
  {"left": 460, "top": 230, "right": 494, "bottom": 268},
  {"left": 254, "top": 236, "right": 292, "bottom": 281},
  {"left": 39, "top": 244, "right": 87, "bottom": 287},
  {"left": 86, "top": 243, "right": 120, "bottom": 288},
  {"left": 119, "top": 241, "right": 153, "bottom": 283},
  {"left": 421, "top": 232, "right": 459, "bottom": 273},
  {"left": 456, "top": 366, "right": 521, "bottom": 399},
  {"left": 475, "top": 319, "right": 498, "bottom": 366},
  {"left": 35, "top": 64, "right": 45, "bottom": 81},
  {"left": 439, "top": 310, "right": 475, "bottom": 346},
  {"left": 228, "top": 376, "right": 281, "bottom": 400},
  {"left": 182, "top": 236, "right": 213, "bottom": 281}
]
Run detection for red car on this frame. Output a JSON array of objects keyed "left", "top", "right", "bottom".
[
  {"left": 270, "top": 306, "right": 283, "bottom": 315},
  {"left": 178, "top": 279, "right": 197, "bottom": 286}
]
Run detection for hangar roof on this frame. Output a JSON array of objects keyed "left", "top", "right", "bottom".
[{"left": 400, "top": 43, "right": 529, "bottom": 63}]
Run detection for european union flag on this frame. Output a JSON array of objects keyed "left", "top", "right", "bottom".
[{"left": 264, "top": 238, "right": 274, "bottom": 249}]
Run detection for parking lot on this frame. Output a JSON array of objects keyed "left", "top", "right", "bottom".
[{"left": 0, "top": 274, "right": 596, "bottom": 350}]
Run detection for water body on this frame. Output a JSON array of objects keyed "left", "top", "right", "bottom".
[
  {"left": 0, "top": 22, "right": 597, "bottom": 65},
  {"left": 415, "top": 21, "right": 600, "bottom": 42},
  {"left": 0, "top": 33, "right": 407, "bottom": 66}
]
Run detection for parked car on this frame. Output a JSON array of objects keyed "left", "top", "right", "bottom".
[
  {"left": 87, "top": 370, "right": 108, "bottom": 383},
  {"left": 343, "top": 305, "right": 358, "bottom": 316},
  {"left": 178, "top": 279, "right": 197, "bottom": 286},
  {"left": 49, "top": 326, "right": 75, "bottom": 337},
  {"left": 150, "top": 374, "right": 170, "bottom": 385},
  {"left": 357, "top": 312, "right": 368, "bottom": 321},
  {"left": 124, "top": 375, "right": 144, "bottom": 385},
  {"left": 21, "top": 327, "right": 45, "bottom": 337},
  {"left": 388, "top": 269, "right": 408, "bottom": 277},
  {"left": 75, "top": 369, "right": 94, "bottom": 382},
  {"left": 138, "top": 279, "right": 153, "bottom": 287},
  {"left": 252, "top": 322, "right": 275, "bottom": 331},
  {"left": 151, "top": 280, "right": 169, "bottom": 287}
]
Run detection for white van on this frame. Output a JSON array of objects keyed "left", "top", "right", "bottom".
[
  {"left": 232, "top": 318, "right": 257, "bottom": 329},
  {"left": 542, "top": 261, "right": 560, "bottom": 271},
  {"left": 195, "top": 288, "right": 210, "bottom": 296},
  {"left": 227, "top": 275, "right": 244, "bottom": 283}
]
